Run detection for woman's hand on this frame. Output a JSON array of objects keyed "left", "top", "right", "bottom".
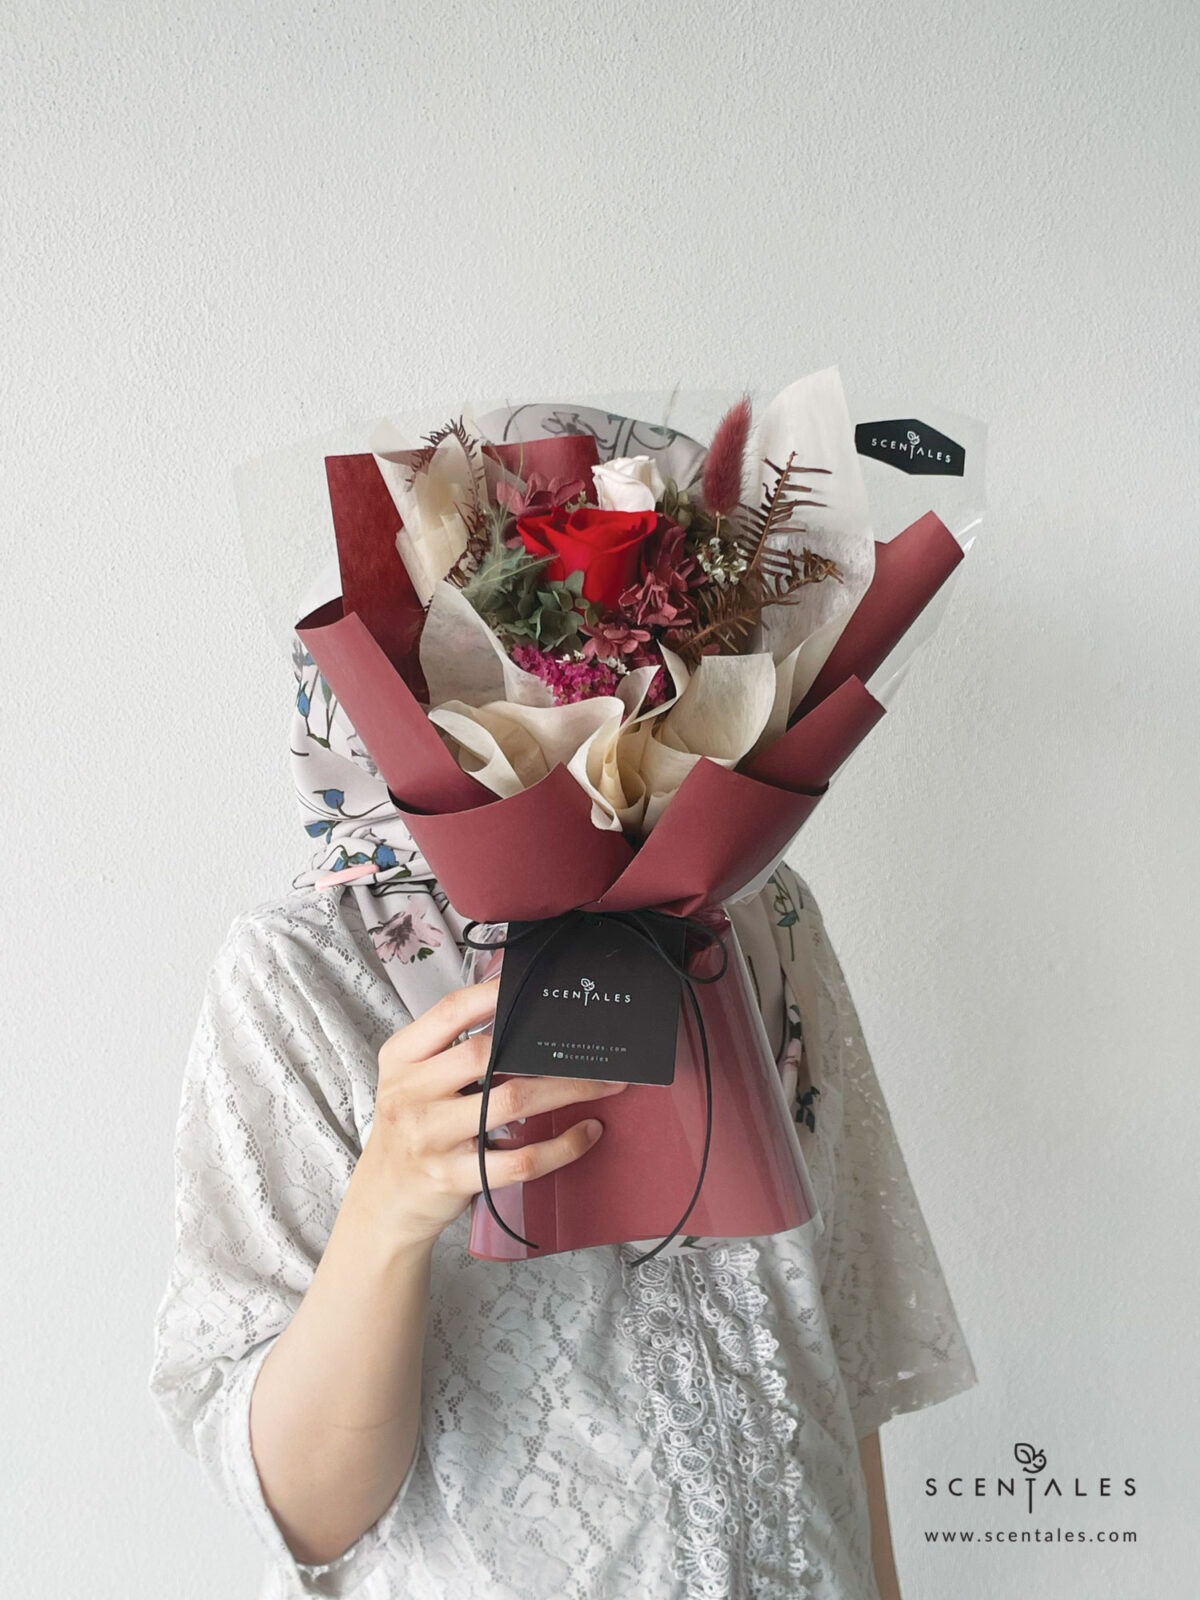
[{"left": 352, "top": 975, "right": 630, "bottom": 1250}]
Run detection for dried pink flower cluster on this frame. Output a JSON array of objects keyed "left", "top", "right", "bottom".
[
  {"left": 510, "top": 643, "right": 623, "bottom": 704},
  {"left": 618, "top": 520, "right": 700, "bottom": 629},
  {"left": 579, "top": 617, "right": 651, "bottom": 661},
  {"left": 637, "top": 658, "right": 671, "bottom": 708},
  {"left": 494, "top": 470, "right": 587, "bottom": 520}
]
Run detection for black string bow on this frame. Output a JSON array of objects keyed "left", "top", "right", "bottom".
[{"left": 461, "top": 907, "right": 730, "bottom": 1268}]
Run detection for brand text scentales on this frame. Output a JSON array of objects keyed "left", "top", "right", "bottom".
[
  {"left": 867, "top": 433, "right": 957, "bottom": 466},
  {"left": 544, "top": 985, "right": 640, "bottom": 998},
  {"left": 542, "top": 987, "right": 633, "bottom": 1003},
  {"left": 924, "top": 1476, "right": 1136, "bottom": 1498}
]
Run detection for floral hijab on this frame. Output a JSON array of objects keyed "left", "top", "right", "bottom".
[{"left": 291, "top": 637, "right": 471, "bottom": 1014}]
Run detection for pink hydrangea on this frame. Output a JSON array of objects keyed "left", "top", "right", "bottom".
[
  {"left": 578, "top": 618, "right": 652, "bottom": 662},
  {"left": 494, "top": 471, "right": 588, "bottom": 520},
  {"left": 617, "top": 518, "right": 700, "bottom": 629},
  {"left": 630, "top": 652, "right": 670, "bottom": 708},
  {"left": 577, "top": 630, "right": 670, "bottom": 707}
]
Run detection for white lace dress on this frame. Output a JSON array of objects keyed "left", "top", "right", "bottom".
[{"left": 148, "top": 866, "right": 977, "bottom": 1599}]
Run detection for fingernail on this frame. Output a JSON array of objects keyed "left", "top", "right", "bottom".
[
  {"left": 583, "top": 1119, "right": 603, "bottom": 1140},
  {"left": 600, "top": 1079, "right": 629, "bottom": 1090}
]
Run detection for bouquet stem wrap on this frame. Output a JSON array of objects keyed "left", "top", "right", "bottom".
[{"left": 461, "top": 906, "right": 820, "bottom": 1263}]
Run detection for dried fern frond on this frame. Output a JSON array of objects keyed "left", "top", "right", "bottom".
[
  {"left": 404, "top": 415, "right": 494, "bottom": 587},
  {"left": 404, "top": 415, "right": 480, "bottom": 481},
  {"left": 446, "top": 499, "right": 514, "bottom": 589},
  {"left": 760, "top": 545, "right": 844, "bottom": 596},
  {"left": 670, "top": 454, "right": 844, "bottom": 665},
  {"left": 733, "top": 452, "right": 831, "bottom": 572},
  {"left": 672, "top": 545, "right": 843, "bottom": 665},
  {"left": 673, "top": 595, "right": 762, "bottom": 660}
]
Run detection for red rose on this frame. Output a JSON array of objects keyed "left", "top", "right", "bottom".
[{"left": 515, "top": 505, "right": 659, "bottom": 610}]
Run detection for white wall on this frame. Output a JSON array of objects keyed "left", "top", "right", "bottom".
[{"left": 4, "top": 3, "right": 1197, "bottom": 1596}]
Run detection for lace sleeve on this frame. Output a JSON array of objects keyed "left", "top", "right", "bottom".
[
  {"left": 147, "top": 907, "right": 419, "bottom": 1598},
  {"left": 790, "top": 871, "right": 980, "bottom": 1439}
]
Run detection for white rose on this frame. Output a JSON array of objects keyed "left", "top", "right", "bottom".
[{"left": 591, "top": 454, "right": 666, "bottom": 513}]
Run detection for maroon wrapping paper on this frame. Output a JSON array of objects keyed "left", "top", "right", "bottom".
[
  {"left": 484, "top": 433, "right": 600, "bottom": 487},
  {"left": 299, "top": 600, "right": 490, "bottom": 815},
  {"left": 295, "top": 450, "right": 967, "bottom": 1260},
  {"left": 395, "top": 765, "right": 636, "bottom": 921},
  {"left": 796, "top": 509, "right": 964, "bottom": 717},
  {"left": 291, "top": 618, "right": 881, "bottom": 924},
  {"left": 325, "top": 455, "right": 426, "bottom": 697},
  {"left": 588, "top": 762, "right": 824, "bottom": 917},
  {"left": 467, "top": 914, "right": 816, "bottom": 1260},
  {"left": 742, "top": 676, "right": 888, "bottom": 789}
]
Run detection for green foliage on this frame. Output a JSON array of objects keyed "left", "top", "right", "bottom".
[
  {"left": 659, "top": 476, "right": 717, "bottom": 538},
  {"left": 494, "top": 566, "right": 600, "bottom": 649},
  {"left": 460, "top": 527, "right": 598, "bottom": 649},
  {"left": 459, "top": 521, "right": 547, "bottom": 614}
]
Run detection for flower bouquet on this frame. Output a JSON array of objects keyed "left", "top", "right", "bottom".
[{"left": 290, "top": 368, "right": 982, "bottom": 1264}]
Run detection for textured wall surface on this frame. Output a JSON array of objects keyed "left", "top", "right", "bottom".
[{"left": 4, "top": 2, "right": 1198, "bottom": 1596}]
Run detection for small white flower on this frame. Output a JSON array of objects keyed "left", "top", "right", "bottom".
[{"left": 592, "top": 454, "right": 666, "bottom": 513}]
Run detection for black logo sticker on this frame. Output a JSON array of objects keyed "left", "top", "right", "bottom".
[{"left": 855, "top": 418, "right": 965, "bottom": 476}]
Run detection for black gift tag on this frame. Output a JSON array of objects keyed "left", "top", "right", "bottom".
[{"left": 487, "top": 913, "right": 687, "bottom": 1085}]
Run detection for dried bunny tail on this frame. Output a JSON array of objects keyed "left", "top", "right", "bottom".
[{"left": 702, "top": 393, "right": 753, "bottom": 516}]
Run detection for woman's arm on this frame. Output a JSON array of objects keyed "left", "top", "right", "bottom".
[
  {"left": 247, "top": 1179, "right": 436, "bottom": 1565},
  {"left": 859, "top": 1429, "right": 902, "bottom": 1600},
  {"left": 247, "top": 976, "right": 630, "bottom": 1566}
]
